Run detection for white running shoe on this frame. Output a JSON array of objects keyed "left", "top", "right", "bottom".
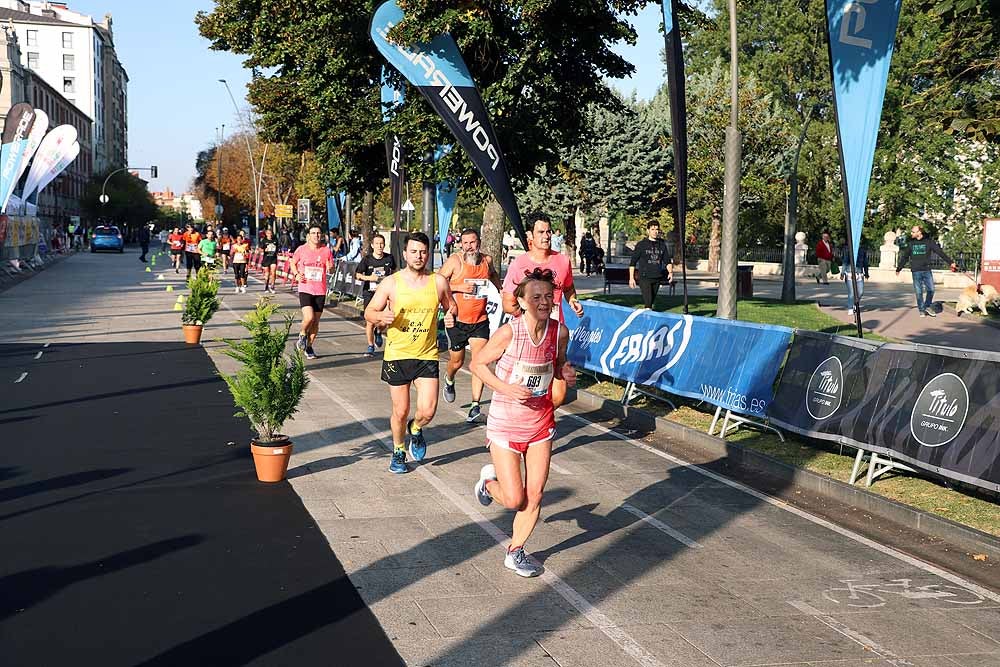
[
  {"left": 474, "top": 464, "right": 496, "bottom": 506},
  {"left": 233, "top": 287, "right": 240, "bottom": 294},
  {"left": 504, "top": 547, "right": 542, "bottom": 577}
]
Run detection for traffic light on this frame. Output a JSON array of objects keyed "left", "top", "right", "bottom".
[{"left": 150, "top": 165, "right": 158, "bottom": 178}]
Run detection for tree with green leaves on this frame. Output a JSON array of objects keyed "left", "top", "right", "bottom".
[
  {"left": 197, "top": 0, "right": 648, "bottom": 259},
  {"left": 81, "top": 170, "right": 159, "bottom": 232}
]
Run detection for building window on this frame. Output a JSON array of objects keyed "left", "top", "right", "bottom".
[
  {"left": 63, "top": 78, "right": 75, "bottom": 94},
  {"left": 27, "top": 52, "right": 39, "bottom": 69},
  {"left": 26, "top": 30, "right": 37, "bottom": 46},
  {"left": 63, "top": 54, "right": 74, "bottom": 71},
  {"left": 62, "top": 32, "right": 72, "bottom": 48}
]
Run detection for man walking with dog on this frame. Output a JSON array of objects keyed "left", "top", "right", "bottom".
[{"left": 895, "top": 225, "right": 957, "bottom": 318}]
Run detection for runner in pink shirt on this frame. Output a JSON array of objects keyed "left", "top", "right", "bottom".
[
  {"left": 289, "top": 224, "right": 334, "bottom": 360},
  {"left": 471, "top": 267, "right": 575, "bottom": 577},
  {"left": 502, "top": 212, "right": 584, "bottom": 407}
]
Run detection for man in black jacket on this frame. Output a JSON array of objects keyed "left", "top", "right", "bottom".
[
  {"left": 138, "top": 223, "right": 151, "bottom": 262},
  {"left": 895, "top": 225, "right": 956, "bottom": 317},
  {"left": 629, "top": 221, "right": 673, "bottom": 310}
]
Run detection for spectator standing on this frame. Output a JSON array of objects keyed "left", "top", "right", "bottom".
[
  {"left": 346, "top": 229, "right": 363, "bottom": 262},
  {"left": 629, "top": 221, "right": 673, "bottom": 310},
  {"left": 895, "top": 225, "right": 956, "bottom": 318},
  {"left": 814, "top": 231, "right": 834, "bottom": 284},
  {"left": 579, "top": 230, "right": 598, "bottom": 276},
  {"left": 329, "top": 228, "right": 346, "bottom": 259},
  {"left": 158, "top": 228, "right": 169, "bottom": 252},
  {"left": 551, "top": 228, "right": 565, "bottom": 254},
  {"left": 839, "top": 241, "right": 870, "bottom": 311},
  {"left": 138, "top": 223, "right": 151, "bottom": 263}
]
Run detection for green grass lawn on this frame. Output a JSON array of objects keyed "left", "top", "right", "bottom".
[{"left": 593, "top": 294, "right": 888, "bottom": 341}]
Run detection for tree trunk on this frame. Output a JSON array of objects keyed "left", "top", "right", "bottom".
[
  {"left": 563, "top": 214, "right": 576, "bottom": 265},
  {"left": 708, "top": 206, "right": 722, "bottom": 273},
  {"left": 360, "top": 191, "right": 375, "bottom": 254},
  {"left": 481, "top": 198, "right": 504, "bottom": 264}
]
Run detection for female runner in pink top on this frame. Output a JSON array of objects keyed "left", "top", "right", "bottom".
[{"left": 470, "top": 268, "right": 575, "bottom": 577}]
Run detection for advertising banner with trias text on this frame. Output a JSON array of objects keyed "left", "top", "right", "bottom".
[{"left": 564, "top": 301, "right": 792, "bottom": 417}]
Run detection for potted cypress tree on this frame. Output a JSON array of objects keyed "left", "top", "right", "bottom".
[
  {"left": 181, "top": 266, "right": 221, "bottom": 344},
  {"left": 221, "top": 299, "right": 308, "bottom": 482}
]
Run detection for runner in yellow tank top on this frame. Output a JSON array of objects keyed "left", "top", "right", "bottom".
[{"left": 365, "top": 232, "right": 456, "bottom": 474}]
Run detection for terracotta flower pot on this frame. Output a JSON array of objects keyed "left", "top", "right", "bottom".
[
  {"left": 250, "top": 437, "right": 294, "bottom": 482},
  {"left": 182, "top": 324, "right": 203, "bottom": 344}
]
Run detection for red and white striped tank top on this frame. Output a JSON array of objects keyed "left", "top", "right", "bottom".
[{"left": 487, "top": 317, "right": 559, "bottom": 443}]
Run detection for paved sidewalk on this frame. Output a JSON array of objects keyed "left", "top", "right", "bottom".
[{"left": 2, "top": 251, "right": 998, "bottom": 667}]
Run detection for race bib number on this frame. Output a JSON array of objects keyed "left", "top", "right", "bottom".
[
  {"left": 463, "top": 278, "right": 488, "bottom": 300},
  {"left": 221, "top": 243, "right": 230, "bottom": 251},
  {"left": 304, "top": 266, "right": 324, "bottom": 282},
  {"left": 204, "top": 255, "right": 216, "bottom": 264},
  {"left": 511, "top": 361, "right": 554, "bottom": 397},
  {"left": 233, "top": 253, "right": 245, "bottom": 263},
  {"left": 373, "top": 267, "right": 386, "bottom": 280},
  {"left": 185, "top": 243, "right": 197, "bottom": 252}
]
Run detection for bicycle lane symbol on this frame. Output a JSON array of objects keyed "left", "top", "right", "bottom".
[{"left": 822, "top": 578, "right": 987, "bottom": 609}]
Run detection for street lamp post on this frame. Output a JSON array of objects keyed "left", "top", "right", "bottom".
[
  {"left": 215, "top": 124, "right": 224, "bottom": 222},
  {"left": 717, "top": 0, "right": 741, "bottom": 320},
  {"left": 219, "top": 79, "right": 262, "bottom": 240}
]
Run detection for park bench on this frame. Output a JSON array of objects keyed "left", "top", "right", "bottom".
[{"left": 602, "top": 265, "right": 676, "bottom": 296}]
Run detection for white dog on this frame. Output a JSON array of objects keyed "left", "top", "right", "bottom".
[{"left": 956, "top": 283, "right": 1000, "bottom": 316}]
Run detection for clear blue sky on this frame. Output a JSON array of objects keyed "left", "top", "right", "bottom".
[{"left": 64, "top": 1, "right": 664, "bottom": 194}]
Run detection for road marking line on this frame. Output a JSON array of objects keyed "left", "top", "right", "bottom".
[
  {"left": 15, "top": 372, "right": 27, "bottom": 383},
  {"left": 620, "top": 502, "right": 701, "bottom": 549},
  {"left": 788, "top": 601, "right": 916, "bottom": 666},
  {"left": 34, "top": 351, "right": 42, "bottom": 359},
  {"left": 562, "top": 412, "right": 1000, "bottom": 604},
  {"left": 308, "top": 374, "right": 665, "bottom": 667},
  {"left": 43, "top": 343, "right": 50, "bottom": 348}
]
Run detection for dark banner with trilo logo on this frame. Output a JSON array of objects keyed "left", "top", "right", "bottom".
[
  {"left": 370, "top": 1, "right": 528, "bottom": 251},
  {"left": 769, "top": 334, "right": 1000, "bottom": 492},
  {"left": 854, "top": 344, "right": 1000, "bottom": 492},
  {"left": 564, "top": 301, "right": 792, "bottom": 417},
  {"left": 768, "top": 330, "right": 880, "bottom": 443}
]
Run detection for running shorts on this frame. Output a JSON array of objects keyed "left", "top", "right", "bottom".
[
  {"left": 171, "top": 249, "right": 183, "bottom": 257},
  {"left": 233, "top": 263, "right": 248, "bottom": 281},
  {"left": 363, "top": 289, "right": 377, "bottom": 309},
  {"left": 487, "top": 426, "right": 556, "bottom": 455},
  {"left": 185, "top": 252, "right": 201, "bottom": 270},
  {"left": 298, "top": 293, "right": 326, "bottom": 312},
  {"left": 381, "top": 359, "right": 439, "bottom": 386},
  {"left": 445, "top": 320, "right": 490, "bottom": 351},
  {"left": 261, "top": 256, "right": 278, "bottom": 267}
]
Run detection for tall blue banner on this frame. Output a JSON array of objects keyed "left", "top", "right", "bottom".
[
  {"left": 565, "top": 301, "right": 793, "bottom": 416},
  {"left": 326, "top": 191, "right": 345, "bottom": 232},
  {"left": 435, "top": 144, "right": 457, "bottom": 262},
  {"left": 825, "top": 0, "right": 901, "bottom": 254},
  {"left": 370, "top": 1, "right": 527, "bottom": 250}
]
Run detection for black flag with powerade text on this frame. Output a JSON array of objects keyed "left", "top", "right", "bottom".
[
  {"left": 660, "top": 0, "right": 689, "bottom": 307},
  {"left": 370, "top": 1, "right": 527, "bottom": 250},
  {"left": 381, "top": 70, "right": 407, "bottom": 231}
]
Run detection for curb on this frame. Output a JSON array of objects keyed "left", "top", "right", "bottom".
[{"left": 566, "top": 386, "right": 1000, "bottom": 561}]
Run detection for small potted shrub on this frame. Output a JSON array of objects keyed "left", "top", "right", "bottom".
[
  {"left": 221, "top": 298, "right": 308, "bottom": 482},
  {"left": 181, "top": 266, "right": 221, "bottom": 344}
]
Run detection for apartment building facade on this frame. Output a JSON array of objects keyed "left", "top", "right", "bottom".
[
  {"left": 0, "top": 24, "right": 92, "bottom": 223},
  {"left": 0, "top": 0, "right": 127, "bottom": 174}
]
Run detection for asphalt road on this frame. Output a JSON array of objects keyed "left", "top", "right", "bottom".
[{"left": 0, "top": 249, "right": 997, "bottom": 667}]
